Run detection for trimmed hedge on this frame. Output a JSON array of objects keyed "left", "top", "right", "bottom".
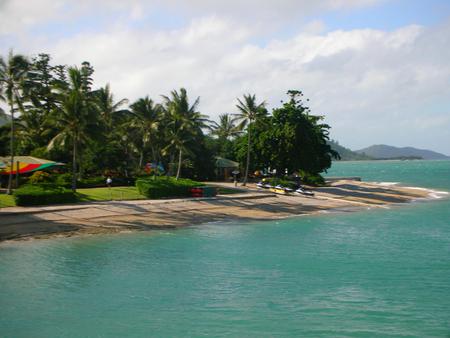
[
  {"left": 13, "top": 184, "right": 77, "bottom": 206},
  {"left": 136, "top": 176, "right": 204, "bottom": 199}
]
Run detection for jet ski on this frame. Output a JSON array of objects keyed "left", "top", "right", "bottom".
[{"left": 295, "top": 186, "right": 314, "bottom": 196}]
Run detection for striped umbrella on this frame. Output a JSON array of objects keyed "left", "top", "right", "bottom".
[{"left": 0, "top": 156, "right": 64, "bottom": 175}]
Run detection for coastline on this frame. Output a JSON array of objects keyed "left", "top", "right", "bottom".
[{"left": 0, "top": 180, "right": 445, "bottom": 243}]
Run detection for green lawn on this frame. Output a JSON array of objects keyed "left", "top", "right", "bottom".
[
  {"left": 0, "top": 194, "right": 16, "bottom": 208},
  {"left": 76, "top": 186, "right": 146, "bottom": 202},
  {"left": 0, "top": 185, "right": 238, "bottom": 208},
  {"left": 215, "top": 187, "right": 245, "bottom": 195}
]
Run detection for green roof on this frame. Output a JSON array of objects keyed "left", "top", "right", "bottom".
[{"left": 215, "top": 157, "right": 239, "bottom": 168}]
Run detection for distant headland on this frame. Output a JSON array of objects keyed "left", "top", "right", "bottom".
[{"left": 329, "top": 141, "right": 450, "bottom": 161}]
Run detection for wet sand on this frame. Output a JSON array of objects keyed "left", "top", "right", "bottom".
[{"left": 0, "top": 180, "right": 440, "bottom": 242}]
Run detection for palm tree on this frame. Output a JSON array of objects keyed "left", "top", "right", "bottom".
[
  {"left": 129, "top": 96, "right": 162, "bottom": 169},
  {"left": 48, "top": 66, "right": 96, "bottom": 191},
  {"left": 95, "top": 84, "right": 128, "bottom": 132},
  {"left": 210, "top": 113, "right": 241, "bottom": 140},
  {"left": 0, "top": 51, "right": 29, "bottom": 194},
  {"left": 234, "top": 94, "right": 266, "bottom": 186},
  {"left": 162, "top": 88, "right": 207, "bottom": 180}
]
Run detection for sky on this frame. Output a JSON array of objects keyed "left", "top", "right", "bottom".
[{"left": 1, "top": 0, "right": 450, "bottom": 154}]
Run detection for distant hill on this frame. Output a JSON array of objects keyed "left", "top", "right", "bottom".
[
  {"left": 328, "top": 140, "right": 373, "bottom": 161},
  {"left": 356, "top": 144, "right": 450, "bottom": 160}
]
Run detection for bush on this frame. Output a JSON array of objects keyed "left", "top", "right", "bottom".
[
  {"left": 13, "top": 184, "right": 77, "bottom": 206},
  {"left": 264, "top": 173, "right": 325, "bottom": 187},
  {"left": 264, "top": 177, "right": 298, "bottom": 189},
  {"left": 53, "top": 174, "right": 135, "bottom": 188},
  {"left": 136, "top": 176, "right": 204, "bottom": 199},
  {"left": 78, "top": 176, "right": 106, "bottom": 188},
  {"left": 28, "top": 171, "right": 52, "bottom": 184},
  {"left": 54, "top": 173, "right": 73, "bottom": 188},
  {"left": 302, "top": 173, "right": 325, "bottom": 186}
]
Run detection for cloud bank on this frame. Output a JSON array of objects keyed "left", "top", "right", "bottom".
[{"left": 1, "top": 0, "right": 449, "bottom": 154}]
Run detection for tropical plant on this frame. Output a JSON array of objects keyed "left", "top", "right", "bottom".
[
  {"left": 263, "top": 90, "right": 339, "bottom": 175},
  {"left": 210, "top": 113, "right": 241, "bottom": 140},
  {"left": 234, "top": 94, "right": 266, "bottom": 185},
  {"left": 161, "top": 88, "right": 208, "bottom": 179},
  {"left": 0, "top": 51, "right": 30, "bottom": 194},
  {"left": 47, "top": 66, "right": 98, "bottom": 191},
  {"left": 129, "top": 96, "right": 162, "bottom": 169},
  {"left": 94, "top": 84, "right": 128, "bottom": 132}
]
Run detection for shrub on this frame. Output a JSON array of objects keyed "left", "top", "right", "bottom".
[
  {"left": 264, "top": 173, "right": 325, "bottom": 187},
  {"left": 28, "top": 171, "right": 52, "bottom": 184},
  {"left": 302, "top": 173, "right": 325, "bottom": 186},
  {"left": 13, "top": 184, "right": 77, "bottom": 206},
  {"left": 54, "top": 174, "right": 135, "bottom": 189},
  {"left": 136, "top": 176, "right": 204, "bottom": 199},
  {"left": 78, "top": 176, "right": 106, "bottom": 188},
  {"left": 264, "top": 178, "right": 298, "bottom": 189},
  {"left": 54, "top": 173, "right": 73, "bottom": 188},
  {"left": 77, "top": 176, "right": 136, "bottom": 188}
]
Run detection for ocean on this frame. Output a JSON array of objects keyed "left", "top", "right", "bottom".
[{"left": 1, "top": 160, "right": 449, "bottom": 337}]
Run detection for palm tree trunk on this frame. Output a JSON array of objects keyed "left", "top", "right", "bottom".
[
  {"left": 151, "top": 145, "right": 157, "bottom": 164},
  {"left": 243, "top": 127, "right": 251, "bottom": 186},
  {"left": 7, "top": 102, "right": 15, "bottom": 194},
  {"left": 168, "top": 153, "right": 174, "bottom": 176},
  {"left": 72, "top": 138, "right": 77, "bottom": 192},
  {"left": 139, "top": 140, "right": 147, "bottom": 169},
  {"left": 176, "top": 148, "right": 182, "bottom": 180}
]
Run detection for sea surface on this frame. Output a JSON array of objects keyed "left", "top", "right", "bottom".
[{"left": 1, "top": 160, "right": 449, "bottom": 337}]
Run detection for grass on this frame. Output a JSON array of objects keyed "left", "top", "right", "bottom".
[
  {"left": 0, "top": 186, "right": 146, "bottom": 208},
  {"left": 215, "top": 187, "right": 245, "bottom": 195},
  {"left": 0, "top": 194, "right": 16, "bottom": 208},
  {"left": 76, "top": 186, "right": 146, "bottom": 202},
  {"left": 0, "top": 185, "right": 239, "bottom": 208}
]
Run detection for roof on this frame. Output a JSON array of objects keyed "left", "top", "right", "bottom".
[{"left": 215, "top": 157, "right": 239, "bottom": 168}]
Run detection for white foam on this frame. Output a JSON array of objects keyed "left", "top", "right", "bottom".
[
  {"left": 404, "top": 186, "right": 449, "bottom": 199},
  {"left": 376, "top": 182, "right": 399, "bottom": 186},
  {"left": 429, "top": 191, "right": 449, "bottom": 199}
]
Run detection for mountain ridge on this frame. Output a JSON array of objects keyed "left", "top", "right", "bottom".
[{"left": 356, "top": 144, "right": 450, "bottom": 160}]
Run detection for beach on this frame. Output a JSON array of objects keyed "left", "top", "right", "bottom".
[{"left": 0, "top": 180, "right": 436, "bottom": 242}]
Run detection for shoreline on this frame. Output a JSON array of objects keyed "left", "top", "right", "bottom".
[{"left": 0, "top": 180, "right": 447, "bottom": 243}]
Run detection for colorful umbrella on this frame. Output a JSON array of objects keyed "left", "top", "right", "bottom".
[{"left": 0, "top": 156, "right": 64, "bottom": 175}]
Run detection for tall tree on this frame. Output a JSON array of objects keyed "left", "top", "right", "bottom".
[
  {"left": 0, "top": 51, "right": 29, "bottom": 194},
  {"left": 95, "top": 84, "right": 128, "bottom": 132},
  {"left": 210, "top": 113, "right": 241, "bottom": 140},
  {"left": 162, "top": 88, "right": 207, "bottom": 179},
  {"left": 234, "top": 94, "right": 266, "bottom": 186},
  {"left": 129, "top": 96, "right": 162, "bottom": 169},
  {"left": 264, "top": 90, "right": 339, "bottom": 176},
  {"left": 48, "top": 66, "right": 97, "bottom": 191}
]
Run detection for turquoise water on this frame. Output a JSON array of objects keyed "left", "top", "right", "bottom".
[{"left": 1, "top": 161, "right": 449, "bottom": 337}]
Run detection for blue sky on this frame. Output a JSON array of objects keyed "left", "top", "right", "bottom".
[
  {"left": 1, "top": 0, "right": 450, "bottom": 154},
  {"left": 321, "top": 0, "right": 450, "bottom": 31}
]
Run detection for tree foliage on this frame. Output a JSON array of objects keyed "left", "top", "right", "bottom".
[{"left": 0, "top": 51, "right": 340, "bottom": 189}]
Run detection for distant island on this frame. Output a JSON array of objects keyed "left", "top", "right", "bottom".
[{"left": 329, "top": 141, "right": 450, "bottom": 161}]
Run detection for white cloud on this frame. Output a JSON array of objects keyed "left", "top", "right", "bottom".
[
  {"left": 1, "top": 0, "right": 449, "bottom": 154},
  {"left": 0, "top": 0, "right": 63, "bottom": 35}
]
